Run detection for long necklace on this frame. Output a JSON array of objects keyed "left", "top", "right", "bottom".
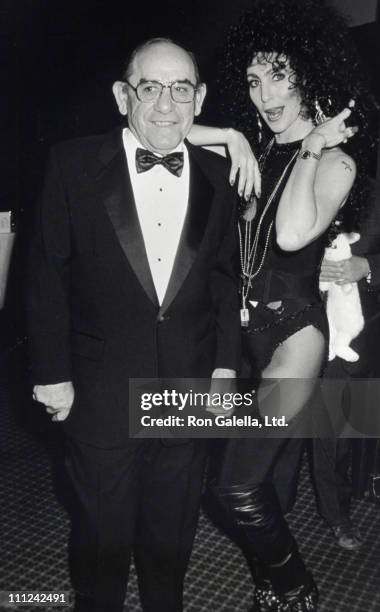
[{"left": 239, "top": 139, "right": 300, "bottom": 327}]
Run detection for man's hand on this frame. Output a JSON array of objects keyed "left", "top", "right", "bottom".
[
  {"left": 211, "top": 368, "right": 236, "bottom": 379},
  {"left": 320, "top": 255, "right": 370, "bottom": 285},
  {"left": 33, "top": 381, "right": 75, "bottom": 422},
  {"left": 206, "top": 369, "right": 236, "bottom": 416}
]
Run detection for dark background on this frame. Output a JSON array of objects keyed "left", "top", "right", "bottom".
[{"left": 0, "top": 0, "right": 379, "bottom": 336}]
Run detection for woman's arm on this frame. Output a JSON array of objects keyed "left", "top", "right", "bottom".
[
  {"left": 276, "top": 107, "right": 357, "bottom": 251},
  {"left": 188, "top": 124, "right": 261, "bottom": 199}
]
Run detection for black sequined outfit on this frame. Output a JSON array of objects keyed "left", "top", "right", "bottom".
[{"left": 241, "top": 138, "right": 329, "bottom": 376}]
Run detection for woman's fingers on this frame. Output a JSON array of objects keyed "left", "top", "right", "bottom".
[
  {"left": 243, "top": 163, "right": 254, "bottom": 200},
  {"left": 237, "top": 161, "right": 247, "bottom": 198},
  {"left": 253, "top": 160, "right": 262, "bottom": 198},
  {"left": 341, "top": 125, "right": 358, "bottom": 144},
  {"left": 318, "top": 115, "right": 358, "bottom": 147},
  {"left": 310, "top": 100, "right": 358, "bottom": 148},
  {"left": 229, "top": 163, "right": 238, "bottom": 187},
  {"left": 241, "top": 158, "right": 261, "bottom": 200},
  {"left": 231, "top": 158, "right": 261, "bottom": 201},
  {"left": 336, "top": 107, "right": 352, "bottom": 123},
  {"left": 226, "top": 129, "right": 261, "bottom": 198},
  {"left": 345, "top": 126, "right": 359, "bottom": 138}
]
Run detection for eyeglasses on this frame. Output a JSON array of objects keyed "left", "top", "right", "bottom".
[{"left": 124, "top": 79, "right": 199, "bottom": 103}]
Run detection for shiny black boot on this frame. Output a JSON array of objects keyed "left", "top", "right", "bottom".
[
  {"left": 251, "top": 581, "right": 283, "bottom": 611},
  {"left": 251, "top": 571, "right": 318, "bottom": 611},
  {"left": 280, "top": 573, "right": 318, "bottom": 611},
  {"left": 215, "top": 482, "right": 318, "bottom": 611},
  {"left": 250, "top": 564, "right": 283, "bottom": 611}
]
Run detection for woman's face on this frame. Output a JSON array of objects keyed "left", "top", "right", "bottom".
[{"left": 246, "top": 53, "right": 310, "bottom": 142}]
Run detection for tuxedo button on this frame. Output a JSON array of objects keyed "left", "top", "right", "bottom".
[{"left": 157, "top": 314, "right": 168, "bottom": 323}]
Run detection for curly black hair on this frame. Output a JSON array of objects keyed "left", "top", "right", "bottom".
[{"left": 220, "top": 0, "right": 378, "bottom": 232}]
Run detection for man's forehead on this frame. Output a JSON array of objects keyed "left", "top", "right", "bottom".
[{"left": 131, "top": 43, "right": 196, "bottom": 80}]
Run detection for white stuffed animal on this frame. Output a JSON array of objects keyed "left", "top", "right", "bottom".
[{"left": 319, "top": 232, "right": 364, "bottom": 362}]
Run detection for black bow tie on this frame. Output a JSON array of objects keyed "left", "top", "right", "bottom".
[{"left": 135, "top": 148, "right": 184, "bottom": 177}]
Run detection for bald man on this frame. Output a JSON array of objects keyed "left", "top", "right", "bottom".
[{"left": 28, "top": 38, "right": 240, "bottom": 611}]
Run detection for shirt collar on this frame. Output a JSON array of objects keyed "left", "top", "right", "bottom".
[{"left": 123, "top": 127, "right": 185, "bottom": 157}]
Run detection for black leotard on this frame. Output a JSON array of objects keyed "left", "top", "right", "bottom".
[{"left": 240, "top": 138, "right": 329, "bottom": 375}]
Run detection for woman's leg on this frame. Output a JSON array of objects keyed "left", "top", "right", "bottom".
[
  {"left": 214, "top": 325, "right": 325, "bottom": 608},
  {"left": 219, "top": 324, "right": 325, "bottom": 488},
  {"left": 259, "top": 324, "right": 325, "bottom": 420}
]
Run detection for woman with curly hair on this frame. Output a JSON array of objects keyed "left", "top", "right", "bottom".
[{"left": 187, "top": 0, "right": 377, "bottom": 609}]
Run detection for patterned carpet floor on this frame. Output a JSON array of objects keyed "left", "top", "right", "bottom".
[{"left": 1, "top": 347, "right": 380, "bottom": 612}]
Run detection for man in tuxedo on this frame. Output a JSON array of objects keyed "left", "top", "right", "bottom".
[{"left": 28, "top": 38, "right": 240, "bottom": 611}]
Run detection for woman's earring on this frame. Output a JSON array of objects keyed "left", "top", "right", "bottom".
[
  {"left": 256, "top": 112, "right": 263, "bottom": 143},
  {"left": 314, "top": 99, "right": 327, "bottom": 125}
]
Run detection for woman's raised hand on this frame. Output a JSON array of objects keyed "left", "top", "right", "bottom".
[
  {"left": 305, "top": 100, "right": 358, "bottom": 151},
  {"left": 225, "top": 129, "right": 261, "bottom": 199}
]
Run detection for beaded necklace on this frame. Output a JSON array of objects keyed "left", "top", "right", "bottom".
[{"left": 239, "top": 138, "right": 300, "bottom": 327}]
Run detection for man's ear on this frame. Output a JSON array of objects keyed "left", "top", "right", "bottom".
[
  {"left": 112, "top": 81, "right": 128, "bottom": 116},
  {"left": 194, "top": 83, "right": 207, "bottom": 117}
]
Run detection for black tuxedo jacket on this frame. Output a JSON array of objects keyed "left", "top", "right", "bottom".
[{"left": 27, "top": 129, "right": 241, "bottom": 447}]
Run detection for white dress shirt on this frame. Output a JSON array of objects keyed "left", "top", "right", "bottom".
[{"left": 122, "top": 128, "right": 190, "bottom": 305}]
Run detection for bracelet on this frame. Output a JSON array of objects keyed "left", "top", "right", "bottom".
[{"left": 298, "top": 149, "right": 322, "bottom": 161}]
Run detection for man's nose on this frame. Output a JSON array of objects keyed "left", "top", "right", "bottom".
[{"left": 154, "top": 87, "right": 174, "bottom": 113}]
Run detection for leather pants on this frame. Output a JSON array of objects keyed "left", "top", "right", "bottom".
[{"left": 215, "top": 480, "right": 308, "bottom": 594}]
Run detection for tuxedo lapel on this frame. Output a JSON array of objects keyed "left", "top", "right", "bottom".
[
  {"left": 97, "top": 131, "right": 158, "bottom": 306},
  {"left": 159, "top": 147, "right": 214, "bottom": 316},
  {"left": 93, "top": 132, "right": 213, "bottom": 313}
]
